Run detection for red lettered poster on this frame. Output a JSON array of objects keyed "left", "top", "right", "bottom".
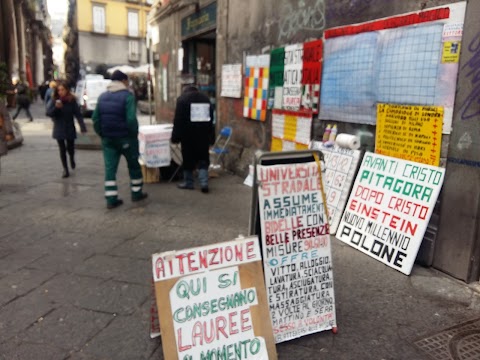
[
  {"left": 257, "top": 161, "right": 337, "bottom": 343},
  {"left": 152, "top": 237, "right": 277, "bottom": 359}
]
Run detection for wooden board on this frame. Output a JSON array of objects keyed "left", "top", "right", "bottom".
[{"left": 153, "top": 237, "right": 277, "bottom": 360}]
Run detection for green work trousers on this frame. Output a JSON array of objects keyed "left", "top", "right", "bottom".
[{"left": 102, "top": 137, "right": 143, "bottom": 205}]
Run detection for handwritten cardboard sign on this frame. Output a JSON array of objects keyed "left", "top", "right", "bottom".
[
  {"left": 257, "top": 162, "right": 337, "bottom": 343},
  {"left": 310, "top": 142, "right": 362, "bottom": 234},
  {"left": 336, "top": 152, "right": 445, "bottom": 275},
  {"left": 152, "top": 237, "right": 277, "bottom": 360}
]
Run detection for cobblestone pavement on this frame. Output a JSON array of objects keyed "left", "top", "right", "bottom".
[{"left": 0, "top": 101, "right": 479, "bottom": 360}]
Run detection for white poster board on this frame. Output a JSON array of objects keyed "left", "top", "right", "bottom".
[
  {"left": 221, "top": 64, "right": 242, "bottom": 98},
  {"left": 257, "top": 161, "right": 337, "bottom": 343},
  {"left": 336, "top": 152, "right": 445, "bottom": 275},
  {"left": 282, "top": 44, "right": 303, "bottom": 110},
  {"left": 310, "top": 141, "right": 362, "bottom": 234}
]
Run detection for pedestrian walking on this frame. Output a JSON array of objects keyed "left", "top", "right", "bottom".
[
  {"left": 12, "top": 82, "right": 33, "bottom": 122},
  {"left": 171, "top": 85, "right": 215, "bottom": 193},
  {"left": 92, "top": 70, "right": 147, "bottom": 209},
  {"left": 44, "top": 80, "right": 56, "bottom": 110},
  {"left": 46, "top": 80, "right": 87, "bottom": 178}
]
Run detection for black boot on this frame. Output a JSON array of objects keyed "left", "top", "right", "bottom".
[
  {"left": 67, "top": 141, "right": 76, "bottom": 169},
  {"left": 60, "top": 150, "right": 69, "bottom": 178}
]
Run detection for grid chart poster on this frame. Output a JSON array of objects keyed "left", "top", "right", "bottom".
[
  {"left": 320, "top": 2, "right": 466, "bottom": 130},
  {"left": 243, "top": 55, "right": 270, "bottom": 121},
  {"left": 336, "top": 152, "right": 445, "bottom": 275},
  {"left": 283, "top": 44, "right": 303, "bottom": 111},
  {"left": 221, "top": 64, "right": 242, "bottom": 98},
  {"left": 271, "top": 109, "right": 311, "bottom": 152},
  {"left": 257, "top": 162, "right": 337, "bottom": 343},
  {"left": 152, "top": 237, "right": 277, "bottom": 360},
  {"left": 376, "top": 103, "right": 444, "bottom": 166},
  {"left": 310, "top": 141, "right": 362, "bottom": 234}
]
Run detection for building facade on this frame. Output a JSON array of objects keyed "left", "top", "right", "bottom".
[
  {"left": 0, "top": 0, "right": 53, "bottom": 93},
  {"left": 76, "top": 0, "right": 153, "bottom": 75},
  {"left": 148, "top": 0, "right": 480, "bottom": 284}
]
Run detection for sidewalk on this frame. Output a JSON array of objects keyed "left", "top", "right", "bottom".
[{"left": 0, "top": 101, "right": 479, "bottom": 360}]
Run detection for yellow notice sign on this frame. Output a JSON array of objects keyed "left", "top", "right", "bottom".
[
  {"left": 442, "top": 41, "right": 461, "bottom": 63},
  {"left": 376, "top": 103, "right": 443, "bottom": 166}
]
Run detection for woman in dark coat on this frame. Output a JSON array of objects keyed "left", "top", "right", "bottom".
[{"left": 46, "top": 80, "right": 87, "bottom": 178}]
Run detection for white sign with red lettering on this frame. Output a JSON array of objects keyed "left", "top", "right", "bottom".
[
  {"left": 257, "top": 161, "right": 337, "bottom": 343},
  {"left": 152, "top": 237, "right": 277, "bottom": 360},
  {"left": 282, "top": 44, "right": 303, "bottom": 111},
  {"left": 152, "top": 238, "right": 261, "bottom": 282}
]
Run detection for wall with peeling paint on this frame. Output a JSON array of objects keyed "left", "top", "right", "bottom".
[
  {"left": 217, "top": 0, "right": 327, "bottom": 173},
  {"left": 326, "top": 0, "right": 456, "bottom": 28}
]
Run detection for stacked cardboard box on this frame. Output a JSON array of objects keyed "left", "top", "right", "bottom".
[{"left": 138, "top": 125, "right": 173, "bottom": 183}]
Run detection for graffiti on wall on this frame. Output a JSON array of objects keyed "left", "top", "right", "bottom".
[
  {"left": 460, "top": 31, "right": 480, "bottom": 121},
  {"left": 326, "top": 0, "right": 375, "bottom": 27},
  {"left": 278, "top": 0, "right": 326, "bottom": 43}
]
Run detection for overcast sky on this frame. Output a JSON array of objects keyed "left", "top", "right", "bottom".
[{"left": 47, "top": 0, "right": 68, "bottom": 18}]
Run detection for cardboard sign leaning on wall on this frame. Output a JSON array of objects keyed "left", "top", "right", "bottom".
[{"left": 152, "top": 236, "right": 277, "bottom": 360}]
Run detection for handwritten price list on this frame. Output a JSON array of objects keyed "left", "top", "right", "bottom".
[
  {"left": 376, "top": 103, "right": 444, "bottom": 166},
  {"left": 310, "top": 142, "right": 362, "bottom": 234}
]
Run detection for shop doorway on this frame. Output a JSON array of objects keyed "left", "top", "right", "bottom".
[
  {"left": 182, "top": 30, "right": 217, "bottom": 123},
  {"left": 182, "top": 31, "right": 216, "bottom": 104}
]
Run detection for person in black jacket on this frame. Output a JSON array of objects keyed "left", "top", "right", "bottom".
[
  {"left": 171, "top": 85, "right": 215, "bottom": 193},
  {"left": 12, "top": 82, "right": 33, "bottom": 122},
  {"left": 46, "top": 80, "right": 87, "bottom": 178}
]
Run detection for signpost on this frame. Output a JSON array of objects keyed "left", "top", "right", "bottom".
[{"left": 152, "top": 237, "right": 277, "bottom": 360}]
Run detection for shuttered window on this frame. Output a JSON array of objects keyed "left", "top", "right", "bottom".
[
  {"left": 128, "top": 11, "right": 139, "bottom": 37},
  {"left": 92, "top": 5, "right": 106, "bottom": 33}
]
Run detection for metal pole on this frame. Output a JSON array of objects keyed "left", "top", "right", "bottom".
[{"left": 147, "top": 39, "right": 154, "bottom": 125}]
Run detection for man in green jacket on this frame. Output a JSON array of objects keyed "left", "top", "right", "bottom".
[{"left": 92, "top": 70, "right": 147, "bottom": 209}]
